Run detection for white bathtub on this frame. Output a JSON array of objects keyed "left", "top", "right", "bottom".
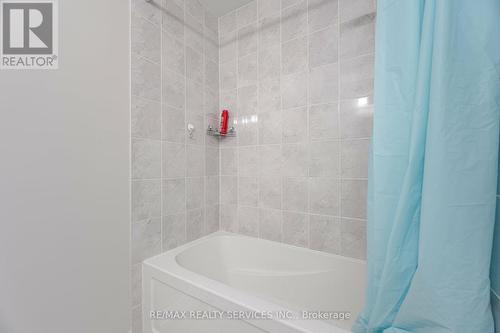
[{"left": 142, "top": 232, "right": 366, "bottom": 333}]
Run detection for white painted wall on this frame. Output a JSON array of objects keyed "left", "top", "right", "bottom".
[{"left": 0, "top": 1, "right": 130, "bottom": 332}]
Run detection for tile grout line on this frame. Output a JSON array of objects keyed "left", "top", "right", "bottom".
[
  {"left": 306, "top": 0, "right": 311, "bottom": 249},
  {"left": 337, "top": 0, "right": 344, "bottom": 256},
  {"left": 159, "top": 2, "right": 164, "bottom": 253},
  {"left": 183, "top": 0, "right": 188, "bottom": 244},
  {"left": 279, "top": 0, "right": 284, "bottom": 244}
]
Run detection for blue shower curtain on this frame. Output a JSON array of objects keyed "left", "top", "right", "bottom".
[{"left": 353, "top": 1, "right": 500, "bottom": 332}]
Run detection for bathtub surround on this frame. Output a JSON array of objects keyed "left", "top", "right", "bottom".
[
  {"left": 218, "top": 0, "right": 375, "bottom": 259},
  {"left": 131, "top": 0, "right": 374, "bottom": 331},
  {"left": 131, "top": 0, "right": 220, "bottom": 331},
  {"left": 354, "top": 0, "right": 500, "bottom": 332}
]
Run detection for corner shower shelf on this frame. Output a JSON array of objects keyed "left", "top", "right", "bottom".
[{"left": 206, "top": 126, "right": 236, "bottom": 138}]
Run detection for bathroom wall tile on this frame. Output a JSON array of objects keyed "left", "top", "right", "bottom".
[
  {"left": 220, "top": 176, "right": 238, "bottom": 205},
  {"left": 220, "top": 147, "right": 237, "bottom": 175},
  {"left": 186, "top": 112, "right": 205, "bottom": 145},
  {"left": 204, "top": 87, "right": 219, "bottom": 117},
  {"left": 185, "top": 13, "right": 204, "bottom": 53},
  {"left": 162, "top": 178, "right": 186, "bottom": 214},
  {"left": 132, "top": 96, "right": 161, "bottom": 140},
  {"left": 132, "top": 218, "right": 161, "bottom": 264},
  {"left": 309, "top": 25, "right": 338, "bottom": 68},
  {"left": 220, "top": 89, "right": 238, "bottom": 113},
  {"left": 308, "top": 0, "right": 339, "bottom": 32},
  {"left": 220, "top": 11, "right": 237, "bottom": 36},
  {"left": 187, "top": 177, "right": 204, "bottom": 210},
  {"left": 132, "top": 305, "right": 143, "bottom": 333},
  {"left": 309, "top": 140, "right": 340, "bottom": 177},
  {"left": 186, "top": 0, "right": 204, "bottom": 22},
  {"left": 163, "top": 142, "right": 186, "bottom": 178},
  {"left": 339, "top": 54, "right": 374, "bottom": 99},
  {"left": 259, "top": 208, "right": 282, "bottom": 241},
  {"left": 186, "top": 144, "right": 205, "bottom": 177},
  {"left": 220, "top": 30, "right": 238, "bottom": 63},
  {"left": 132, "top": 180, "right": 161, "bottom": 222},
  {"left": 132, "top": 14, "right": 161, "bottom": 64},
  {"left": 132, "top": 138, "right": 161, "bottom": 179},
  {"left": 238, "top": 206, "right": 259, "bottom": 237},
  {"left": 282, "top": 107, "right": 308, "bottom": 143},
  {"left": 205, "top": 176, "right": 219, "bottom": 205},
  {"left": 341, "top": 218, "right": 366, "bottom": 259},
  {"left": 282, "top": 144, "right": 309, "bottom": 177},
  {"left": 186, "top": 80, "right": 204, "bottom": 112},
  {"left": 259, "top": 77, "right": 281, "bottom": 113},
  {"left": 221, "top": 59, "right": 238, "bottom": 91},
  {"left": 309, "top": 63, "right": 338, "bottom": 105},
  {"left": 339, "top": 0, "right": 375, "bottom": 23},
  {"left": 187, "top": 208, "right": 204, "bottom": 241},
  {"left": 239, "top": 176, "right": 259, "bottom": 207},
  {"left": 259, "top": 145, "right": 283, "bottom": 175},
  {"left": 310, "top": 214, "right": 341, "bottom": 253},
  {"left": 259, "top": 176, "right": 282, "bottom": 209},
  {"left": 238, "top": 85, "right": 258, "bottom": 115},
  {"left": 205, "top": 37, "right": 219, "bottom": 63},
  {"left": 340, "top": 13, "right": 375, "bottom": 60},
  {"left": 341, "top": 139, "right": 369, "bottom": 178},
  {"left": 162, "top": 0, "right": 184, "bottom": 37},
  {"left": 205, "top": 146, "right": 219, "bottom": 176},
  {"left": 132, "top": 0, "right": 161, "bottom": 26},
  {"left": 205, "top": 205, "right": 220, "bottom": 234},
  {"left": 282, "top": 0, "right": 302, "bottom": 9},
  {"left": 162, "top": 31, "right": 185, "bottom": 75},
  {"left": 259, "top": 46, "right": 281, "bottom": 80},
  {"left": 237, "top": 118, "right": 259, "bottom": 146},
  {"left": 206, "top": 29, "right": 219, "bottom": 44},
  {"left": 237, "top": 1, "right": 258, "bottom": 28},
  {"left": 220, "top": 204, "right": 238, "bottom": 232},
  {"left": 282, "top": 36, "right": 308, "bottom": 75},
  {"left": 163, "top": 69, "right": 185, "bottom": 109},
  {"left": 259, "top": 14, "right": 281, "bottom": 50},
  {"left": 282, "top": 71, "right": 308, "bottom": 110},
  {"left": 238, "top": 53, "right": 258, "bottom": 88},
  {"left": 238, "top": 23, "right": 258, "bottom": 57},
  {"left": 341, "top": 179, "right": 367, "bottom": 219},
  {"left": 204, "top": 10, "right": 218, "bottom": 34},
  {"left": 132, "top": 55, "right": 161, "bottom": 102},
  {"left": 259, "top": 110, "right": 282, "bottom": 144},
  {"left": 309, "top": 177, "right": 340, "bottom": 216},
  {"left": 162, "top": 105, "right": 185, "bottom": 143},
  {"left": 239, "top": 146, "right": 259, "bottom": 176},
  {"left": 162, "top": 213, "right": 186, "bottom": 250},
  {"left": 283, "top": 211, "right": 308, "bottom": 247},
  {"left": 309, "top": 103, "right": 340, "bottom": 141},
  {"left": 339, "top": 98, "right": 373, "bottom": 138},
  {"left": 259, "top": 0, "right": 280, "bottom": 19},
  {"left": 186, "top": 47, "right": 203, "bottom": 84},
  {"left": 205, "top": 26, "right": 218, "bottom": 44},
  {"left": 283, "top": 177, "right": 308, "bottom": 212},
  {"left": 131, "top": 263, "right": 142, "bottom": 307},
  {"left": 281, "top": 0, "right": 307, "bottom": 42}
]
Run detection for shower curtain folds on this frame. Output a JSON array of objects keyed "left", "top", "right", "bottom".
[{"left": 353, "top": 0, "right": 500, "bottom": 332}]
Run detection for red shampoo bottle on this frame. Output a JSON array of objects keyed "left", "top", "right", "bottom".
[{"left": 220, "top": 110, "right": 229, "bottom": 136}]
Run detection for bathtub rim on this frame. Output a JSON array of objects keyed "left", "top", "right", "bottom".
[{"left": 143, "top": 231, "right": 364, "bottom": 333}]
